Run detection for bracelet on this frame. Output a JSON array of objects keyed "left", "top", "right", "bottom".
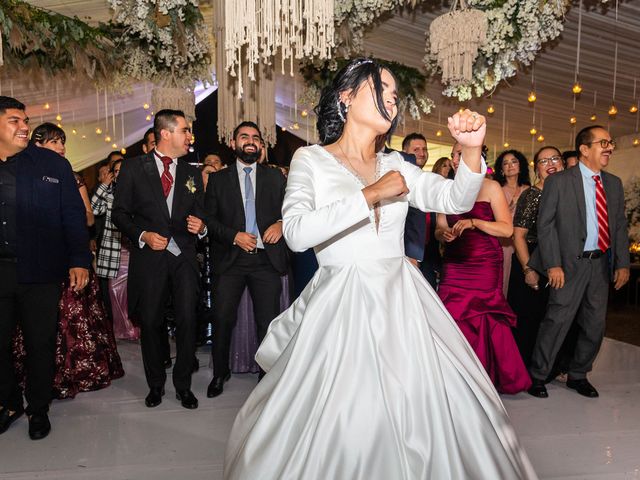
[{"left": 470, "top": 219, "right": 476, "bottom": 229}]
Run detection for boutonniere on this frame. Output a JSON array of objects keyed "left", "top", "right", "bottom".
[{"left": 185, "top": 176, "right": 197, "bottom": 194}]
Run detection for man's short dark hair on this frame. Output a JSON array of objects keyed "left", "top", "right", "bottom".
[
  {"left": 0, "top": 96, "right": 26, "bottom": 115},
  {"left": 153, "top": 109, "right": 186, "bottom": 145},
  {"left": 575, "top": 125, "right": 604, "bottom": 154},
  {"left": 562, "top": 150, "right": 578, "bottom": 162},
  {"left": 143, "top": 127, "right": 154, "bottom": 145},
  {"left": 233, "top": 121, "right": 261, "bottom": 140},
  {"left": 401, "top": 132, "right": 426, "bottom": 151}
]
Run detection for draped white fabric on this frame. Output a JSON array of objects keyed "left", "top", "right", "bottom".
[{"left": 223, "top": 145, "right": 537, "bottom": 480}]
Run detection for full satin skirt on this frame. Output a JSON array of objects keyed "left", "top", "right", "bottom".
[{"left": 224, "top": 257, "right": 537, "bottom": 480}]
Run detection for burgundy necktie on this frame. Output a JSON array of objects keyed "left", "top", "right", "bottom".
[
  {"left": 592, "top": 175, "right": 610, "bottom": 252},
  {"left": 160, "top": 156, "right": 173, "bottom": 197}
]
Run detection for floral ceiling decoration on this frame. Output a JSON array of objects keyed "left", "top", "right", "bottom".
[
  {"left": 300, "top": 58, "right": 434, "bottom": 121},
  {"left": 0, "top": 0, "right": 119, "bottom": 83},
  {"left": 625, "top": 176, "right": 640, "bottom": 245}
]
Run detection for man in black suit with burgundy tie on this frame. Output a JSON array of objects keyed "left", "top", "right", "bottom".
[
  {"left": 204, "top": 121, "right": 288, "bottom": 398},
  {"left": 112, "top": 109, "right": 206, "bottom": 409}
]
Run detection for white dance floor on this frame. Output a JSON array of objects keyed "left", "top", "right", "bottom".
[{"left": 1, "top": 338, "right": 639, "bottom": 480}]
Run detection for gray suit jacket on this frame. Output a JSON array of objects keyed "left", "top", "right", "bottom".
[{"left": 529, "top": 165, "right": 630, "bottom": 279}]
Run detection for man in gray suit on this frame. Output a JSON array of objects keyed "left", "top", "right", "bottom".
[{"left": 527, "top": 125, "right": 630, "bottom": 399}]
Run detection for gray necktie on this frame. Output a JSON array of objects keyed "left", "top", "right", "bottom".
[{"left": 244, "top": 167, "right": 258, "bottom": 236}]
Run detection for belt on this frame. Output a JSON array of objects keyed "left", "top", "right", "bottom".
[
  {"left": 244, "top": 248, "right": 266, "bottom": 256},
  {"left": 580, "top": 250, "right": 605, "bottom": 259}
]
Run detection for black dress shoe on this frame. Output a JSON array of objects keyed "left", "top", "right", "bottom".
[
  {"left": 163, "top": 358, "right": 173, "bottom": 369},
  {"left": 145, "top": 387, "right": 165, "bottom": 408},
  {"left": 28, "top": 413, "right": 51, "bottom": 440},
  {"left": 192, "top": 357, "right": 200, "bottom": 373},
  {"left": 176, "top": 389, "right": 199, "bottom": 409},
  {"left": 0, "top": 407, "right": 24, "bottom": 434},
  {"left": 527, "top": 379, "right": 549, "bottom": 398},
  {"left": 566, "top": 378, "right": 599, "bottom": 398},
  {"left": 207, "top": 373, "right": 231, "bottom": 398}
]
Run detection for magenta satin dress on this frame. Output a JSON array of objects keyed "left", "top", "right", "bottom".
[{"left": 438, "top": 202, "right": 531, "bottom": 394}]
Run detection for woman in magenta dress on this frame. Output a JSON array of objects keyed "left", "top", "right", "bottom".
[{"left": 436, "top": 143, "right": 531, "bottom": 394}]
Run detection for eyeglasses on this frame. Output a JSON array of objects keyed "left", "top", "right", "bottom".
[
  {"left": 537, "top": 155, "right": 562, "bottom": 166},
  {"left": 587, "top": 139, "right": 616, "bottom": 149}
]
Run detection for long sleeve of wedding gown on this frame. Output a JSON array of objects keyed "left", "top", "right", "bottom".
[
  {"left": 283, "top": 149, "right": 371, "bottom": 252},
  {"left": 397, "top": 151, "right": 486, "bottom": 214}
]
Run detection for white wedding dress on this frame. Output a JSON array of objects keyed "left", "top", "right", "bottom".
[{"left": 224, "top": 145, "right": 537, "bottom": 480}]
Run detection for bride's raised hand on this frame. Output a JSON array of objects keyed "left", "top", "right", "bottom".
[
  {"left": 447, "top": 109, "right": 486, "bottom": 148},
  {"left": 362, "top": 171, "right": 409, "bottom": 206}
]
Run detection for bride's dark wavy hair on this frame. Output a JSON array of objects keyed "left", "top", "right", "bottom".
[{"left": 314, "top": 58, "right": 400, "bottom": 146}]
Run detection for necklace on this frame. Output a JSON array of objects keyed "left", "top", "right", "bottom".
[{"left": 336, "top": 142, "right": 376, "bottom": 186}]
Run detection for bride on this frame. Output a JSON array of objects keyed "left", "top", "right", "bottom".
[{"left": 223, "top": 58, "right": 537, "bottom": 479}]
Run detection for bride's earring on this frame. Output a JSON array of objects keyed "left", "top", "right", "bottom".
[{"left": 337, "top": 100, "right": 346, "bottom": 123}]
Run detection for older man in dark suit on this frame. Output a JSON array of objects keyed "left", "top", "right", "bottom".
[
  {"left": 528, "top": 125, "right": 630, "bottom": 399},
  {"left": 112, "top": 109, "right": 206, "bottom": 410},
  {"left": 0, "top": 96, "right": 91, "bottom": 440},
  {"left": 204, "top": 121, "right": 288, "bottom": 397}
]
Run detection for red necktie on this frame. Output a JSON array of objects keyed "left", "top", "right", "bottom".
[
  {"left": 160, "top": 156, "right": 173, "bottom": 197},
  {"left": 593, "top": 175, "right": 610, "bottom": 252}
]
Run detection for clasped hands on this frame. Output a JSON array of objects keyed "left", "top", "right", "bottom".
[
  {"left": 142, "top": 215, "right": 205, "bottom": 251},
  {"left": 440, "top": 219, "right": 475, "bottom": 242},
  {"left": 234, "top": 222, "right": 283, "bottom": 252}
]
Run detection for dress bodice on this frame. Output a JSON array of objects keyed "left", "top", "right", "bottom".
[
  {"left": 444, "top": 202, "right": 501, "bottom": 263},
  {"left": 282, "top": 145, "right": 486, "bottom": 266}
]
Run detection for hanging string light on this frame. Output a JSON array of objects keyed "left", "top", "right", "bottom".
[
  {"left": 528, "top": 66, "right": 537, "bottom": 103},
  {"left": 590, "top": 91, "right": 598, "bottom": 122},
  {"left": 487, "top": 104, "right": 495, "bottom": 114},
  {"left": 501, "top": 102, "right": 509, "bottom": 147},
  {"left": 634, "top": 101, "right": 640, "bottom": 147},
  {"left": 572, "top": 0, "right": 583, "bottom": 95},
  {"left": 609, "top": 0, "right": 619, "bottom": 118},
  {"left": 435, "top": 109, "right": 443, "bottom": 137},
  {"left": 529, "top": 101, "right": 537, "bottom": 135},
  {"left": 537, "top": 113, "right": 544, "bottom": 142},
  {"left": 630, "top": 79, "right": 638, "bottom": 113}
]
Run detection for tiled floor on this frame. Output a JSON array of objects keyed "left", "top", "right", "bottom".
[{"left": 1, "top": 338, "right": 639, "bottom": 479}]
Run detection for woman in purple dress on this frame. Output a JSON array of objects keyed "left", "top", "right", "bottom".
[
  {"left": 436, "top": 143, "right": 531, "bottom": 394},
  {"left": 13, "top": 124, "right": 123, "bottom": 399}
]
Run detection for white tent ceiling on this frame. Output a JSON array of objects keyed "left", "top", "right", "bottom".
[{"left": 5, "top": 0, "right": 640, "bottom": 169}]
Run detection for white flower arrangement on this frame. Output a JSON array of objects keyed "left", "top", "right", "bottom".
[
  {"left": 108, "top": 0, "right": 212, "bottom": 88},
  {"left": 625, "top": 176, "right": 640, "bottom": 243}
]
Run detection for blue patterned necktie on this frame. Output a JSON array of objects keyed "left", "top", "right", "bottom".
[{"left": 243, "top": 167, "right": 258, "bottom": 236}]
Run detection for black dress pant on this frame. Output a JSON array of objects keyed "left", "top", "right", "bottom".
[
  {"left": 0, "top": 261, "right": 61, "bottom": 415},
  {"left": 135, "top": 252, "right": 198, "bottom": 391},
  {"left": 212, "top": 250, "right": 282, "bottom": 377}
]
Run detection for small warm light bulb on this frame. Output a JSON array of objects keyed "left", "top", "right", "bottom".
[
  {"left": 528, "top": 91, "right": 537, "bottom": 103},
  {"left": 572, "top": 82, "right": 583, "bottom": 94},
  {"left": 120, "top": 147, "right": 127, "bottom": 155},
  {"left": 608, "top": 104, "right": 618, "bottom": 116},
  {"left": 81, "top": 134, "right": 87, "bottom": 139},
  {"left": 143, "top": 103, "right": 150, "bottom": 110},
  {"left": 55, "top": 114, "right": 62, "bottom": 121},
  {"left": 71, "top": 129, "right": 77, "bottom": 135},
  {"left": 529, "top": 127, "right": 537, "bottom": 135},
  {"left": 590, "top": 113, "right": 597, "bottom": 121},
  {"left": 56, "top": 123, "right": 62, "bottom": 128},
  {"left": 293, "top": 123, "right": 300, "bottom": 130},
  {"left": 458, "top": 107, "right": 465, "bottom": 113},
  {"left": 104, "top": 135, "right": 111, "bottom": 142},
  {"left": 487, "top": 104, "right": 495, "bottom": 114},
  {"left": 630, "top": 104, "right": 638, "bottom": 113},
  {"left": 190, "top": 134, "right": 195, "bottom": 144},
  {"left": 281, "top": 127, "right": 287, "bottom": 131},
  {"left": 529, "top": 161, "right": 534, "bottom": 167},
  {"left": 503, "top": 142, "right": 510, "bottom": 148},
  {"left": 112, "top": 143, "right": 118, "bottom": 149},
  {"left": 145, "top": 115, "right": 152, "bottom": 122},
  {"left": 43, "top": 103, "right": 50, "bottom": 110},
  {"left": 633, "top": 138, "right": 640, "bottom": 147},
  {"left": 95, "top": 127, "right": 102, "bottom": 135},
  {"left": 569, "top": 116, "right": 577, "bottom": 125},
  {"left": 435, "top": 129, "right": 443, "bottom": 137},
  {"left": 301, "top": 109, "right": 308, "bottom": 117},
  {"left": 537, "top": 134, "right": 545, "bottom": 142}
]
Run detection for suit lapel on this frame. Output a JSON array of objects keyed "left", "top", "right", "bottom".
[
  {"left": 570, "top": 166, "right": 587, "bottom": 235},
  {"left": 142, "top": 152, "right": 170, "bottom": 220}
]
